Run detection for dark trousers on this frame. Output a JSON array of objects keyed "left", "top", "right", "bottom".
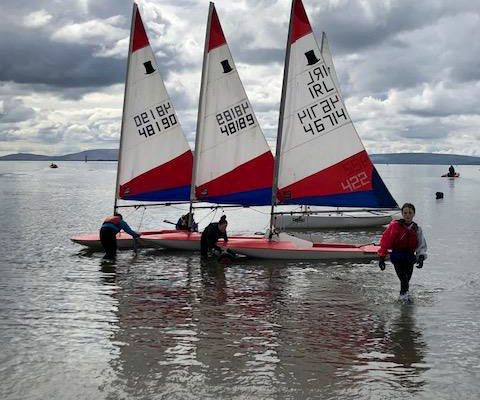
[
  {"left": 200, "top": 236, "right": 209, "bottom": 258},
  {"left": 393, "top": 262, "right": 414, "bottom": 295},
  {"left": 391, "top": 251, "right": 416, "bottom": 295},
  {"left": 100, "top": 227, "right": 117, "bottom": 259}
]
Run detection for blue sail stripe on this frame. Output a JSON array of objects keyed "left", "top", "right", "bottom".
[
  {"left": 121, "top": 185, "right": 191, "bottom": 202},
  {"left": 202, "top": 187, "right": 272, "bottom": 206}
]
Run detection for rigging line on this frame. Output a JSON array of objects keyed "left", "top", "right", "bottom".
[
  {"left": 208, "top": 208, "right": 220, "bottom": 225},
  {"left": 248, "top": 207, "right": 271, "bottom": 215},
  {"left": 137, "top": 207, "right": 146, "bottom": 231},
  {"left": 197, "top": 207, "right": 217, "bottom": 224}
]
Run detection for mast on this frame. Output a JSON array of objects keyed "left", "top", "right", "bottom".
[
  {"left": 269, "top": 0, "right": 295, "bottom": 233},
  {"left": 188, "top": 2, "right": 213, "bottom": 229},
  {"left": 113, "top": 2, "right": 136, "bottom": 214}
]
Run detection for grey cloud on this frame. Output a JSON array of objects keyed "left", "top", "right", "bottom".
[
  {"left": 36, "top": 127, "right": 64, "bottom": 144},
  {"left": 0, "top": 98, "right": 36, "bottom": 123},
  {"left": 0, "top": 29, "right": 125, "bottom": 88},
  {"left": 233, "top": 47, "right": 284, "bottom": 66},
  {"left": 0, "top": 130, "right": 21, "bottom": 142},
  {"left": 393, "top": 123, "right": 449, "bottom": 140},
  {"left": 0, "top": 0, "right": 199, "bottom": 89},
  {"left": 1, "top": 0, "right": 479, "bottom": 157},
  {"left": 0, "top": 0, "right": 129, "bottom": 88},
  {"left": 310, "top": 0, "right": 478, "bottom": 54}
]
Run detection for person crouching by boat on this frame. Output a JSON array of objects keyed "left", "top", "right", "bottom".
[
  {"left": 100, "top": 213, "right": 140, "bottom": 259},
  {"left": 176, "top": 212, "right": 198, "bottom": 232},
  {"left": 448, "top": 165, "right": 455, "bottom": 177},
  {"left": 200, "top": 215, "right": 228, "bottom": 261},
  {"left": 378, "top": 203, "right": 427, "bottom": 300}
]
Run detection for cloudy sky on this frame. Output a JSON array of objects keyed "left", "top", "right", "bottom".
[{"left": 1, "top": 0, "right": 479, "bottom": 157}]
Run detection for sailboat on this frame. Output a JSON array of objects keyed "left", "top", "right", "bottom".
[
  {"left": 273, "top": 27, "right": 398, "bottom": 230},
  {"left": 141, "top": 2, "right": 274, "bottom": 250},
  {"left": 225, "top": 0, "right": 396, "bottom": 259},
  {"left": 71, "top": 3, "right": 193, "bottom": 249},
  {"left": 274, "top": 207, "right": 397, "bottom": 230}
]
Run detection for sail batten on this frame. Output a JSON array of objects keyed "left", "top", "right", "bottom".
[
  {"left": 275, "top": 0, "right": 397, "bottom": 209},
  {"left": 116, "top": 4, "right": 193, "bottom": 203}
]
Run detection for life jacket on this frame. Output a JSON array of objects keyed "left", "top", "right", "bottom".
[
  {"left": 104, "top": 215, "right": 122, "bottom": 226},
  {"left": 391, "top": 220, "right": 418, "bottom": 251}
]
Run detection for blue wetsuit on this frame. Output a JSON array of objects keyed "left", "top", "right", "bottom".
[
  {"left": 101, "top": 220, "right": 139, "bottom": 237},
  {"left": 100, "top": 219, "right": 139, "bottom": 258}
]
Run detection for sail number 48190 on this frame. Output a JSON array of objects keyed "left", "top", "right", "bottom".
[{"left": 134, "top": 102, "right": 178, "bottom": 138}]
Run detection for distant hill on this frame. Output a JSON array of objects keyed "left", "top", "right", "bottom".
[
  {"left": 1, "top": 150, "right": 479, "bottom": 165},
  {"left": 0, "top": 149, "right": 118, "bottom": 161},
  {"left": 370, "top": 153, "right": 480, "bottom": 165}
]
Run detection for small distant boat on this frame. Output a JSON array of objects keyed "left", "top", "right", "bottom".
[
  {"left": 441, "top": 172, "right": 460, "bottom": 178},
  {"left": 49, "top": 163, "right": 58, "bottom": 168}
]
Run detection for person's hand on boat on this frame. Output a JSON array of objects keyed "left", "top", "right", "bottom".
[
  {"left": 379, "top": 257, "right": 386, "bottom": 271},
  {"left": 416, "top": 255, "right": 424, "bottom": 268}
]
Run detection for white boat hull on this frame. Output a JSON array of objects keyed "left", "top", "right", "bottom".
[
  {"left": 274, "top": 211, "right": 396, "bottom": 230},
  {"left": 229, "top": 246, "right": 378, "bottom": 260}
]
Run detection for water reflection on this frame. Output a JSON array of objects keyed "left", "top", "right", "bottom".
[
  {"left": 387, "top": 306, "right": 428, "bottom": 389},
  {"left": 344, "top": 304, "right": 428, "bottom": 398},
  {"left": 96, "top": 254, "right": 430, "bottom": 399}
]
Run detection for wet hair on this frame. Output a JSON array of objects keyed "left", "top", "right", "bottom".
[
  {"left": 401, "top": 203, "right": 415, "bottom": 214},
  {"left": 114, "top": 212, "right": 123, "bottom": 219}
]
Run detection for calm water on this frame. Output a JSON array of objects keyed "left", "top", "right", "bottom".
[{"left": 1, "top": 161, "right": 479, "bottom": 400}]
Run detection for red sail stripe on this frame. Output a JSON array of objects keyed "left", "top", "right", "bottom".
[
  {"left": 132, "top": 8, "right": 150, "bottom": 52},
  {"left": 119, "top": 151, "right": 193, "bottom": 198},
  {"left": 208, "top": 5, "right": 227, "bottom": 51},
  {"left": 196, "top": 151, "right": 274, "bottom": 198},
  {"left": 277, "top": 151, "right": 374, "bottom": 202},
  {"left": 290, "top": 0, "right": 313, "bottom": 44}
]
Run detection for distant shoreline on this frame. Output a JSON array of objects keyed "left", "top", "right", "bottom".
[{"left": 1, "top": 150, "right": 479, "bottom": 165}]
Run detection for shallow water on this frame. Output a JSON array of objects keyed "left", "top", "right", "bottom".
[{"left": 1, "top": 161, "right": 479, "bottom": 399}]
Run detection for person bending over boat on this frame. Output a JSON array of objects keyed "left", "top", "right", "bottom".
[
  {"left": 378, "top": 203, "right": 427, "bottom": 300},
  {"left": 200, "top": 215, "right": 228, "bottom": 260},
  {"left": 448, "top": 165, "right": 455, "bottom": 177},
  {"left": 100, "top": 213, "right": 140, "bottom": 259},
  {"left": 176, "top": 212, "right": 198, "bottom": 232}
]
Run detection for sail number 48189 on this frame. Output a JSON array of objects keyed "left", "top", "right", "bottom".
[{"left": 216, "top": 101, "right": 256, "bottom": 136}]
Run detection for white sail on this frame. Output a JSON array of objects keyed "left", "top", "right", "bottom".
[
  {"left": 274, "top": 0, "right": 397, "bottom": 209},
  {"left": 192, "top": 3, "right": 274, "bottom": 206},
  {"left": 116, "top": 3, "right": 193, "bottom": 202}
]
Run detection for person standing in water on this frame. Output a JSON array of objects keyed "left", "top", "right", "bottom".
[
  {"left": 378, "top": 203, "right": 427, "bottom": 300},
  {"left": 100, "top": 213, "right": 140, "bottom": 259},
  {"left": 448, "top": 165, "right": 455, "bottom": 177},
  {"left": 200, "top": 215, "right": 228, "bottom": 260}
]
